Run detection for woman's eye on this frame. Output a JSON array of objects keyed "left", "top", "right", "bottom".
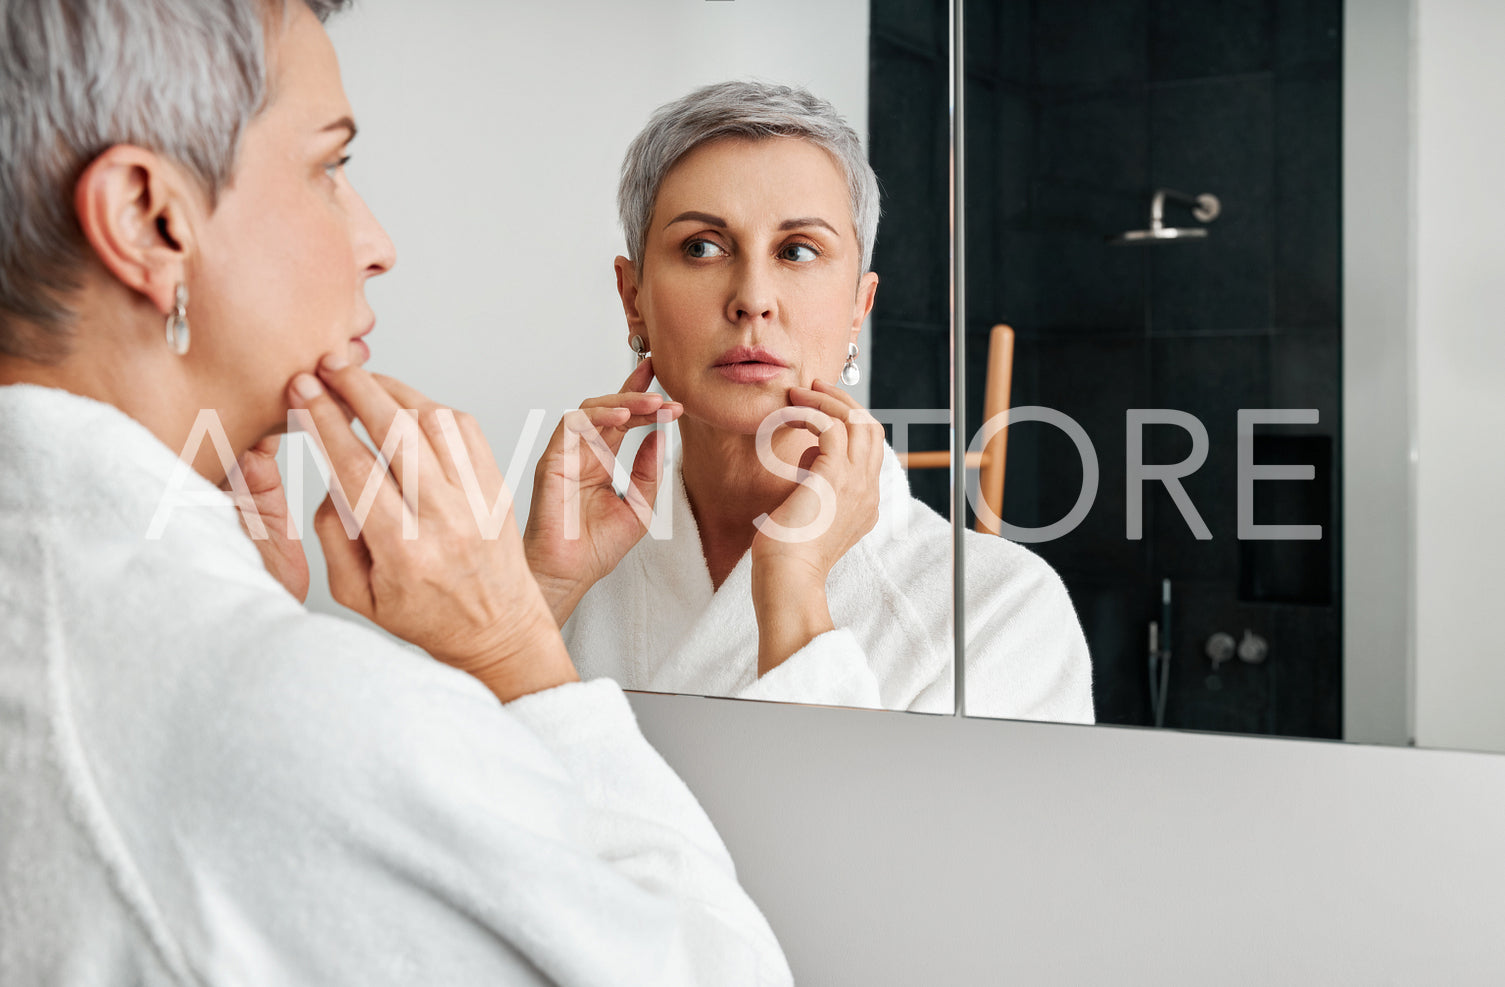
[
  {"left": 685, "top": 239, "right": 727, "bottom": 259},
  {"left": 781, "top": 243, "right": 819, "bottom": 262},
  {"left": 325, "top": 155, "right": 351, "bottom": 178}
]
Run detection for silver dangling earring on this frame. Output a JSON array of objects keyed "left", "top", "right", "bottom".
[
  {"left": 630, "top": 334, "right": 650, "bottom": 362},
  {"left": 840, "top": 341, "right": 861, "bottom": 386},
  {"left": 165, "top": 283, "right": 190, "bottom": 356}
]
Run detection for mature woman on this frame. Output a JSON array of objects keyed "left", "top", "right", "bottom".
[
  {"left": 524, "top": 81, "right": 1094, "bottom": 721},
  {"left": 0, "top": 3, "right": 788, "bottom": 983}
]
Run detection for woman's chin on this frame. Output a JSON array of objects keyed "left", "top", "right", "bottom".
[{"left": 678, "top": 393, "right": 793, "bottom": 437}]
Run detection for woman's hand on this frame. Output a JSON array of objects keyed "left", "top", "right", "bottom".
[
  {"left": 287, "top": 354, "right": 578, "bottom": 704},
  {"left": 226, "top": 435, "right": 311, "bottom": 603},
  {"left": 750, "top": 379, "right": 883, "bottom": 676},
  {"left": 523, "top": 358, "right": 683, "bottom": 626}
]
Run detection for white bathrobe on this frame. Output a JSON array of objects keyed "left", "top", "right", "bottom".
[
  {"left": 0, "top": 384, "right": 790, "bottom": 986},
  {"left": 564, "top": 445, "right": 1094, "bottom": 722}
]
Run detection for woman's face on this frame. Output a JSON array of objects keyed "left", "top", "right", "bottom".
[
  {"left": 187, "top": 1, "right": 394, "bottom": 439},
  {"left": 618, "top": 136, "right": 878, "bottom": 434}
]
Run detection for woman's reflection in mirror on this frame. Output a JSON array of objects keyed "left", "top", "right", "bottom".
[{"left": 524, "top": 81, "right": 1094, "bottom": 721}]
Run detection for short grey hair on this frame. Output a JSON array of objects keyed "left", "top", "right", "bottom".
[
  {"left": 618, "top": 80, "right": 881, "bottom": 277},
  {"left": 0, "top": 0, "right": 350, "bottom": 362}
]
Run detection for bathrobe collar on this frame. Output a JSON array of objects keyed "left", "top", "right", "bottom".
[{"left": 0, "top": 383, "right": 260, "bottom": 569}]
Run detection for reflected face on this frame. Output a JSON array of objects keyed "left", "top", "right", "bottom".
[
  {"left": 621, "top": 137, "right": 878, "bottom": 433},
  {"left": 189, "top": 2, "right": 395, "bottom": 435}
]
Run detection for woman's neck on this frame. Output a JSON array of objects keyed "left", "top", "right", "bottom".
[
  {"left": 678, "top": 416, "right": 819, "bottom": 590},
  {"left": 0, "top": 306, "right": 260, "bottom": 487}
]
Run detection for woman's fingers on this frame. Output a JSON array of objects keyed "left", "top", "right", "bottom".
[
  {"left": 625, "top": 429, "right": 669, "bottom": 522},
  {"left": 791, "top": 380, "right": 881, "bottom": 461},
  {"left": 571, "top": 397, "right": 682, "bottom": 452},
  {"left": 808, "top": 377, "right": 864, "bottom": 410},
  {"left": 368, "top": 371, "right": 437, "bottom": 411},
  {"left": 789, "top": 380, "right": 867, "bottom": 419},
  {"left": 314, "top": 356, "right": 441, "bottom": 491},
  {"left": 581, "top": 390, "right": 682, "bottom": 426},
  {"left": 620, "top": 355, "right": 655, "bottom": 394},
  {"left": 314, "top": 493, "right": 374, "bottom": 615},
  {"left": 287, "top": 371, "right": 407, "bottom": 546},
  {"left": 231, "top": 435, "right": 283, "bottom": 496}
]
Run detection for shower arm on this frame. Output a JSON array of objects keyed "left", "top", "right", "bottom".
[{"left": 1149, "top": 188, "right": 1221, "bottom": 231}]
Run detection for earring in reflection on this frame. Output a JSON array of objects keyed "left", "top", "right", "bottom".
[
  {"left": 840, "top": 342, "right": 860, "bottom": 386},
  {"left": 630, "top": 334, "right": 650, "bottom": 362},
  {"left": 164, "top": 283, "right": 190, "bottom": 356}
]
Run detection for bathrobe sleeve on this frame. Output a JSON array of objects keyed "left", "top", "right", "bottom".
[
  {"left": 111, "top": 614, "right": 794, "bottom": 987},
  {"left": 733, "top": 628, "right": 885, "bottom": 709}
]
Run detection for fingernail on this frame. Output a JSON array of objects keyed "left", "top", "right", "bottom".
[
  {"left": 320, "top": 351, "right": 348, "bottom": 373},
  {"left": 292, "top": 373, "right": 323, "bottom": 402}
]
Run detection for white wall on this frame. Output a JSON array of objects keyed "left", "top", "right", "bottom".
[
  {"left": 1347, "top": 0, "right": 1505, "bottom": 753},
  {"left": 1342, "top": 0, "right": 1414, "bottom": 747},
  {"left": 1411, "top": 0, "right": 1505, "bottom": 752}
]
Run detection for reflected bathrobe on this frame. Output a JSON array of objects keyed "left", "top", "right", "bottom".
[
  {"left": 564, "top": 445, "right": 1094, "bottom": 721},
  {"left": 0, "top": 385, "right": 790, "bottom": 986}
]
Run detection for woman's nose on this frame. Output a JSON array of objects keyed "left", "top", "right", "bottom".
[
  {"left": 725, "top": 257, "right": 775, "bottom": 324},
  {"left": 351, "top": 189, "right": 397, "bottom": 278}
]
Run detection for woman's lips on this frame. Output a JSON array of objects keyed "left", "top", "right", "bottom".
[
  {"left": 713, "top": 345, "right": 788, "bottom": 384},
  {"left": 715, "top": 362, "right": 786, "bottom": 384},
  {"left": 349, "top": 320, "right": 374, "bottom": 365}
]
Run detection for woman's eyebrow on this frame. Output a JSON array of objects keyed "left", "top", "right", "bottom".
[
  {"left": 778, "top": 217, "right": 840, "bottom": 237},
  {"left": 664, "top": 210, "right": 725, "bottom": 229},
  {"left": 661, "top": 212, "right": 841, "bottom": 237}
]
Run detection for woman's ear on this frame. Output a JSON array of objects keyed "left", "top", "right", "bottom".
[
  {"left": 851, "top": 270, "right": 879, "bottom": 333},
  {"left": 73, "top": 145, "right": 199, "bottom": 316},
  {"left": 614, "top": 255, "right": 649, "bottom": 344}
]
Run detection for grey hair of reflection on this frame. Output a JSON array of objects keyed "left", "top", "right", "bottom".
[
  {"left": 617, "top": 80, "right": 882, "bottom": 277},
  {"left": 0, "top": 0, "right": 350, "bottom": 362}
]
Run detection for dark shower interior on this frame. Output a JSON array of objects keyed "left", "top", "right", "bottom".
[{"left": 868, "top": 0, "right": 1342, "bottom": 738}]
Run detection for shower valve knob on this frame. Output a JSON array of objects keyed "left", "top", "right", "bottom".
[
  {"left": 1238, "top": 629, "right": 1269, "bottom": 665},
  {"left": 1205, "top": 632, "right": 1236, "bottom": 667}
]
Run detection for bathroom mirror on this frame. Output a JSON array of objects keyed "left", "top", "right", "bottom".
[
  {"left": 317, "top": 0, "right": 956, "bottom": 712},
  {"left": 947, "top": 0, "right": 1505, "bottom": 756}
]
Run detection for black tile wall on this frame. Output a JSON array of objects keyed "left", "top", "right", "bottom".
[
  {"left": 1238, "top": 434, "right": 1334, "bottom": 605},
  {"left": 1159, "top": 578, "right": 1338, "bottom": 737},
  {"left": 869, "top": 35, "right": 949, "bottom": 326},
  {"left": 1148, "top": 77, "right": 1274, "bottom": 334},
  {"left": 1269, "top": 328, "right": 1339, "bottom": 441},
  {"left": 1272, "top": 75, "right": 1340, "bottom": 329},
  {"left": 1032, "top": 230, "right": 1147, "bottom": 331},
  {"left": 873, "top": 0, "right": 948, "bottom": 57},
  {"left": 1274, "top": 0, "right": 1342, "bottom": 68},
  {"left": 1148, "top": 332, "right": 1273, "bottom": 582},
  {"left": 874, "top": 320, "right": 951, "bottom": 517},
  {"left": 873, "top": 0, "right": 1341, "bottom": 738},
  {"left": 1033, "top": 0, "right": 1149, "bottom": 89},
  {"left": 967, "top": 78, "right": 1007, "bottom": 321},
  {"left": 994, "top": 92, "right": 1034, "bottom": 226},
  {"left": 967, "top": 0, "right": 1040, "bottom": 82},
  {"left": 1037, "top": 90, "right": 1149, "bottom": 191},
  {"left": 1150, "top": 0, "right": 1274, "bottom": 81},
  {"left": 1031, "top": 333, "right": 1154, "bottom": 575}
]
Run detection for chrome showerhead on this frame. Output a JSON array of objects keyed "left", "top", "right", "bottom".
[
  {"left": 1110, "top": 226, "right": 1208, "bottom": 244},
  {"left": 1109, "top": 188, "right": 1220, "bottom": 246}
]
